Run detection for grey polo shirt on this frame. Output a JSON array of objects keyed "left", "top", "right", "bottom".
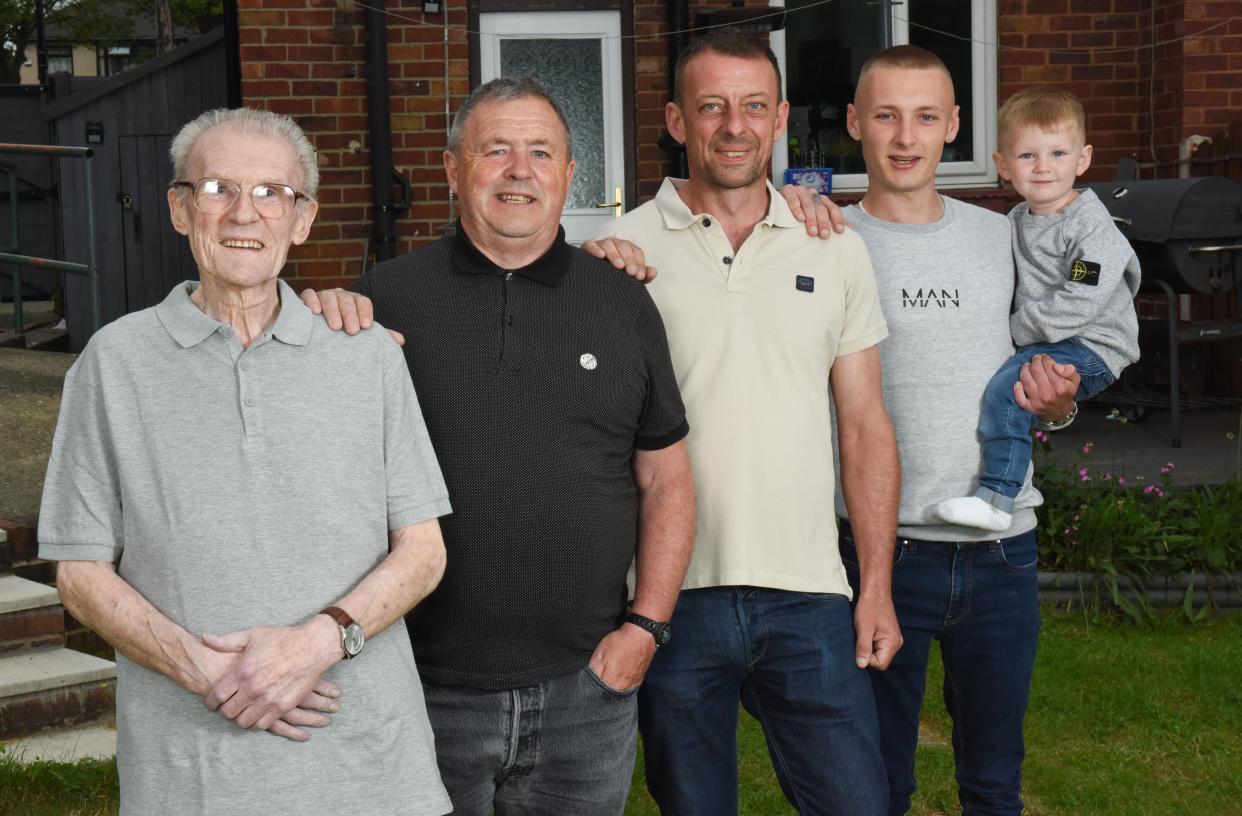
[{"left": 38, "top": 280, "right": 452, "bottom": 816}]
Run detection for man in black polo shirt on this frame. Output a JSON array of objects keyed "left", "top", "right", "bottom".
[{"left": 304, "top": 76, "right": 695, "bottom": 815}]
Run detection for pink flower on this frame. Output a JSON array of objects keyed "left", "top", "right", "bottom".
[
  {"left": 1081, "top": 474, "right": 1092, "bottom": 482},
  {"left": 1103, "top": 472, "right": 1112, "bottom": 481},
  {"left": 1160, "top": 462, "right": 1175, "bottom": 474},
  {"left": 1081, "top": 445, "right": 1091, "bottom": 455},
  {"left": 1118, "top": 477, "right": 1126, "bottom": 486},
  {"left": 1034, "top": 431, "right": 1049, "bottom": 442}
]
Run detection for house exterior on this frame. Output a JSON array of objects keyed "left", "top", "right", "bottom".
[{"left": 228, "top": 0, "right": 1241, "bottom": 294}]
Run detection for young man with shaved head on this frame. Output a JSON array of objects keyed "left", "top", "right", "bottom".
[{"left": 786, "top": 46, "right": 1081, "bottom": 816}]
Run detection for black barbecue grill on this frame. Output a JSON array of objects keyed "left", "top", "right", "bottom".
[{"left": 1084, "top": 176, "right": 1242, "bottom": 447}]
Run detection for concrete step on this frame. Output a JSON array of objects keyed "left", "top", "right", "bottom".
[
  {"left": 0, "top": 574, "right": 59, "bottom": 614},
  {"left": 0, "top": 575, "right": 65, "bottom": 653},
  {"left": 0, "top": 647, "right": 116, "bottom": 740},
  {"left": 1, "top": 716, "right": 116, "bottom": 764}
]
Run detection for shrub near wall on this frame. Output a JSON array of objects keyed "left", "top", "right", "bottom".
[{"left": 1033, "top": 432, "right": 1242, "bottom": 622}]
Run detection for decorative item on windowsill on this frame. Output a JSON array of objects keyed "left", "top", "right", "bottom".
[
  {"left": 828, "top": 134, "right": 863, "bottom": 175},
  {"left": 783, "top": 167, "right": 833, "bottom": 195}
]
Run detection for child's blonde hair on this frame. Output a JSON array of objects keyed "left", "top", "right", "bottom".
[{"left": 997, "top": 87, "right": 1086, "bottom": 146}]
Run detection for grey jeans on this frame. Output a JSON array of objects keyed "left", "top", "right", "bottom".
[{"left": 423, "top": 665, "right": 638, "bottom": 816}]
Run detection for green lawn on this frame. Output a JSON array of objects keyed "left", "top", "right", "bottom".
[{"left": 5, "top": 611, "right": 1239, "bottom": 816}]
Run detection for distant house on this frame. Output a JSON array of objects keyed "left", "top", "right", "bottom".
[{"left": 17, "top": 3, "right": 205, "bottom": 85}]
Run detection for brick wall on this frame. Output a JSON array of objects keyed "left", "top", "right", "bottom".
[
  {"left": 997, "top": 0, "right": 1242, "bottom": 182},
  {"left": 237, "top": 0, "right": 1240, "bottom": 288},
  {"left": 238, "top": 0, "right": 470, "bottom": 290}
]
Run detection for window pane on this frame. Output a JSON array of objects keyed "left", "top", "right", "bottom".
[
  {"left": 784, "top": 0, "right": 882, "bottom": 177},
  {"left": 907, "top": 0, "right": 974, "bottom": 163},
  {"left": 499, "top": 38, "right": 604, "bottom": 209}
]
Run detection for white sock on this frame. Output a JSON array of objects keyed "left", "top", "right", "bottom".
[{"left": 934, "top": 496, "right": 1012, "bottom": 533}]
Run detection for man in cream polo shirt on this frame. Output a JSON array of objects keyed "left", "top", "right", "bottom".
[{"left": 592, "top": 28, "right": 900, "bottom": 815}]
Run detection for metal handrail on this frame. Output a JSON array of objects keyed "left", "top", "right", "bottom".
[{"left": 0, "top": 143, "right": 100, "bottom": 338}]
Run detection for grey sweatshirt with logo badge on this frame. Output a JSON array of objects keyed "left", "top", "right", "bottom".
[{"left": 1008, "top": 187, "right": 1141, "bottom": 378}]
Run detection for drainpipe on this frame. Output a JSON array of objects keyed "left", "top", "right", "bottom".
[
  {"left": 662, "top": 0, "right": 689, "bottom": 177},
  {"left": 364, "top": 0, "right": 399, "bottom": 262}
]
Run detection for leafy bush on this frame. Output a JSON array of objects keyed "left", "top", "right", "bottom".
[{"left": 1032, "top": 431, "right": 1242, "bottom": 622}]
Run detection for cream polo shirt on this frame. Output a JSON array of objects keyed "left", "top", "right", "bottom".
[{"left": 598, "top": 178, "right": 888, "bottom": 596}]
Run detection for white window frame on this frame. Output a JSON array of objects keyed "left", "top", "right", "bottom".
[{"left": 770, "top": 0, "right": 997, "bottom": 191}]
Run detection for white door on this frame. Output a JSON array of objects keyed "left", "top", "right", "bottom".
[{"left": 479, "top": 11, "right": 625, "bottom": 244}]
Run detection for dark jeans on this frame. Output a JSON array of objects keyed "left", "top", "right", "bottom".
[
  {"left": 638, "top": 586, "right": 888, "bottom": 815},
  {"left": 978, "top": 338, "right": 1115, "bottom": 510},
  {"left": 840, "top": 521, "right": 1041, "bottom": 816},
  {"left": 422, "top": 666, "right": 637, "bottom": 816}
]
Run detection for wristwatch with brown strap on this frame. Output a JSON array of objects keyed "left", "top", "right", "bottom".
[{"left": 320, "top": 605, "right": 365, "bottom": 659}]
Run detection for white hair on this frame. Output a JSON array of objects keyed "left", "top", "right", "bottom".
[{"left": 169, "top": 107, "right": 319, "bottom": 198}]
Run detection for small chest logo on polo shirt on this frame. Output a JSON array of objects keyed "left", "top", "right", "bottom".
[
  {"left": 580, "top": 353, "right": 598, "bottom": 370},
  {"left": 796, "top": 275, "right": 815, "bottom": 293}
]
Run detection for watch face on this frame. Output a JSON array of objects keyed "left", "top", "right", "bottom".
[
  {"left": 343, "top": 623, "right": 365, "bottom": 657},
  {"left": 656, "top": 625, "right": 672, "bottom": 646}
]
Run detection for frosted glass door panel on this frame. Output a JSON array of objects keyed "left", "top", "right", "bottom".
[
  {"left": 480, "top": 11, "right": 625, "bottom": 244},
  {"left": 500, "top": 38, "right": 604, "bottom": 210}
]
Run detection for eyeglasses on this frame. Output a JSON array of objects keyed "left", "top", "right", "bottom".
[{"left": 170, "top": 178, "right": 311, "bottom": 218}]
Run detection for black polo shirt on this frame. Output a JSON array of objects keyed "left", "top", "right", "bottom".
[{"left": 356, "top": 224, "right": 689, "bottom": 689}]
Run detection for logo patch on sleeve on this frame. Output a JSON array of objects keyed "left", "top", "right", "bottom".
[
  {"left": 796, "top": 275, "right": 815, "bottom": 292},
  {"left": 1069, "top": 259, "right": 1101, "bottom": 286}
]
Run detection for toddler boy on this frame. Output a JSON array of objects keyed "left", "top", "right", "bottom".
[{"left": 935, "top": 87, "right": 1141, "bottom": 532}]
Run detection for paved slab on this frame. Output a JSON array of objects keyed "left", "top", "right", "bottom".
[
  {"left": 1, "top": 719, "right": 116, "bottom": 763},
  {"left": 0, "top": 575, "right": 59, "bottom": 614},
  {"left": 1056, "top": 404, "right": 1240, "bottom": 486},
  {"left": 0, "top": 648, "right": 115, "bottom": 697}
]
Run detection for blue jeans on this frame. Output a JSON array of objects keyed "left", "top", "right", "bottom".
[
  {"left": 422, "top": 666, "right": 637, "bottom": 815},
  {"left": 978, "top": 338, "right": 1115, "bottom": 510},
  {"left": 840, "top": 521, "right": 1041, "bottom": 816},
  {"left": 638, "top": 587, "right": 888, "bottom": 815}
]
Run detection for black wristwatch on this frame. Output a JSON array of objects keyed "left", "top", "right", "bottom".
[{"left": 625, "top": 612, "right": 672, "bottom": 646}]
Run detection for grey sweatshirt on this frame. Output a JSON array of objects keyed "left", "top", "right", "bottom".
[
  {"left": 840, "top": 198, "right": 1040, "bottom": 541},
  {"left": 1009, "top": 188, "right": 1141, "bottom": 377}
]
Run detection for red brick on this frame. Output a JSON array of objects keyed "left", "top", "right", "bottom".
[
  {"left": 1094, "top": 14, "right": 1137, "bottom": 30},
  {"left": 1025, "top": 33, "right": 1069, "bottom": 49},
  {"left": 1050, "top": 50, "right": 1091, "bottom": 65},
  {"left": 1000, "top": 16, "right": 1050, "bottom": 33},
  {"left": 1071, "top": 31, "right": 1115, "bottom": 48},
  {"left": 1004, "top": 49, "right": 1048, "bottom": 67},
  {"left": 239, "top": 10, "right": 286, "bottom": 25},
  {"left": 264, "top": 27, "right": 309, "bottom": 44},
  {"left": 286, "top": 9, "right": 333, "bottom": 25},
  {"left": 1051, "top": 15, "right": 1093, "bottom": 32},
  {"left": 247, "top": 80, "right": 290, "bottom": 97},
  {"left": 0, "top": 607, "right": 64, "bottom": 649}
]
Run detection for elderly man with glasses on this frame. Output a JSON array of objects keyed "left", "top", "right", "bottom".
[{"left": 37, "top": 108, "right": 454, "bottom": 816}]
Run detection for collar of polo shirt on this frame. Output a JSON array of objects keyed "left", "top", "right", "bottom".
[{"left": 450, "top": 219, "right": 574, "bottom": 287}]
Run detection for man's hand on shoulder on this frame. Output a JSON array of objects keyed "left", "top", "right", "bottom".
[
  {"left": 853, "top": 592, "right": 902, "bottom": 671},
  {"left": 588, "top": 622, "right": 657, "bottom": 693},
  {"left": 300, "top": 287, "right": 405, "bottom": 346},
  {"left": 1014, "top": 354, "right": 1080, "bottom": 423},
  {"left": 582, "top": 237, "right": 657, "bottom": 282},
  {"left": 778, "top": 185, "right": 848, "bottom": 239},
  {"left": 201, "top": 616, "right": 344, "bottom": 741}
]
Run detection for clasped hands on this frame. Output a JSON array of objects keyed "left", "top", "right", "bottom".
[{"left": 193, "top": 614, "right": 343, "bottom": 742}]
